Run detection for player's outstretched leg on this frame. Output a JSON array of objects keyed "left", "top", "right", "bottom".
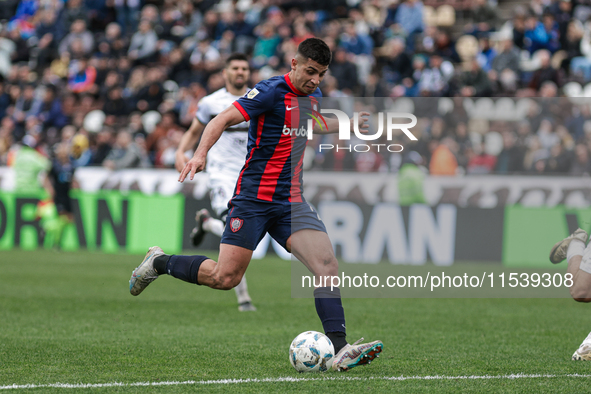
[
  {"left": 288, "top": 229, "right": 383, "bottom": 371},
  {"left": 191, "top": 209, "right": 256, "bottom": 311},
  {"left": 236, "top": 276, "right": 256, "bottom": 311},
  {"left": 129, "top": 244, "right": 251, "bottom": 295},
  {"left": 190, "top": 209, "right": 212, "bottom": 247},
  {"left": 549, "top": 228, "right": 591, "bottom": 360}
]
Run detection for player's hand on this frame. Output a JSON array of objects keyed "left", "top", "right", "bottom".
[
  {"left": 174, "top": 150, "right": 188, "bottom": 173},
  {"left": 351, "top": 111, "right": 370, "bottom": 133},
  {"left": 178, "top": 155, "right": 205, "bottom": 182}
]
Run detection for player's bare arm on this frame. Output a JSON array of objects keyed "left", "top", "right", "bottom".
[
  {"left": 178, "top": 104, "right": 245, "bottom": 182},
  {"left": 175, "top": 118, "right": 206, "bottom": 172}
]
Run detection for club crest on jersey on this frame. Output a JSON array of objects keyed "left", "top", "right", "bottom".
[
  {"left": 247, "top": 88, "right": 259, "bottom": 99},
  {"left": 230, "top": 218, "right": 244, "bottom": 232}
]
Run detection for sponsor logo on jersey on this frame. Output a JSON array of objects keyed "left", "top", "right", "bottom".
[
  {"left": 247, "top": 88, "right": 259, "bottom": 99},
  {"left": 230, "top": 218, "right": 244, "bottom": 232},
  {"left": 282, "top": 124, "right": 308, "bottom": 137}
]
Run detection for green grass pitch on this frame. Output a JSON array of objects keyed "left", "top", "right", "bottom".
[{"left": 1, "top": 249, "right": 591, "bottom": 393}]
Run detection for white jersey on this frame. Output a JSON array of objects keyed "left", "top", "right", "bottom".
[{"left": 195, "top": 87, "right": 249, "bottom": 179}]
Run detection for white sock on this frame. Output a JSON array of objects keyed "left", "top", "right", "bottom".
[
  {"left": 234, "top": 276, "right": 252, "bottom": 304},
  {"left": 567, "top": 239, "right": 585, "bottom": 262},
  {"left": 203, "top": 218, "right": 225, "bottom": 237}
]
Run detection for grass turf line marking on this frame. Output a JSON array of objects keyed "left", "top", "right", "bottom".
[{"left": 2, "top": 374, "right": 591, "bottom": 389}]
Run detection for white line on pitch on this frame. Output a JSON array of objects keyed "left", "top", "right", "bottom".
[{"left": 2, "top": 374, "right": 591, "bottom": 390}]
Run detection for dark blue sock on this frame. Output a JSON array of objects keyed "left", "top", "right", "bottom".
[
  {"left": 314, "top": 287, "right": 347, "bottom": 352},
  {"left": 165, "top": 255, "right": 209, "bottom": 285}
]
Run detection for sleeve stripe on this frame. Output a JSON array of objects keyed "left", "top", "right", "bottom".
[{"left": 233, "top": 101, "right": 250, "bottom": 121}]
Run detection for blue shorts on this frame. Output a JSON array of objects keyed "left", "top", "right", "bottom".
[{"left": 221, "top": 197, "right": 327, "bottom": 251}]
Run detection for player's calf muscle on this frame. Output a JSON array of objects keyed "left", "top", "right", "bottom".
[
  {"left": 197, "top": 260, "right": 243, "bottom": 290},
  {"left": 310, "top": 257, "right": 339, "bottom": 278}
]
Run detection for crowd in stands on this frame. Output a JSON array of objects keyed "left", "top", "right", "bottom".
[{"left": 1, "top": 0, "right": 591, "bottom": 175}]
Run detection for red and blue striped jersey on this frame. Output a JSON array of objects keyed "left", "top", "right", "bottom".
[{"left": 232, "top": 73, "right": 322, "bottom": 203}]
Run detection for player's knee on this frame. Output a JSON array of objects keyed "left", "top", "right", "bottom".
[
  {"left": 570, "top": 284, "right": 591, "bottom": 302},
  {"left": 215, "top": 272, "right": 242, "bottom": 290},
  {"left": 314, "top": 255, "right": 339, "bottom": 277}
]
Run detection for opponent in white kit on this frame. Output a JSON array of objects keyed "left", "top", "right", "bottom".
[{"left": 174, "top": 53, "right": 256, "bottom": 312}]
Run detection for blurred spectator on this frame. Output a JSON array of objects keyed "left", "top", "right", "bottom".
[
  {"left": 60, "top": 0, "right": 88, "bottom": 33},
  {"left": 495, "top": 132, "right": 525, "bottom": 173},
  {"left": 146, "top": 111, "right": 183, "bottom": 154},
  {"left": 91, "top": 129, "right": 113, "bottom": 165},
  {"left": 468, "top": 143, "right": 497, "bottom": 174},
  {"left": 67, "top": 58, "right": 97, "bottom": 94},
  {"left": 418, "top": 54, "right": 454, "bottom": 96},
  {"left": 355, "top": 150, "right": 385, "bottom": 172},
  {"left": 537, "top": 118, "right": 560, "bottom": 149},
  {"left": 96, "top": 23, "right": 128, "bottom": 59},
  {"left": 104, "top": 87, "right": 130, "bottom": 117},
  {"left": 340, "top": 22, "right": 374, "bottom": 83},
  {"left": 434, "top": 30, "right": 460, "bottom": 63},
  {"left": 512, "top": 13, "right": 527, "bottom": 50},
  {"left": 168, "top": 47, "right": 192, "bottom": 83},
  {"left": 467, "top": 0, "right": 498, "bottom": 36},
  {"left": 429, "top": 138, "right": 458, "bottom": 175},
  {"left": 360, "top": 72, "right": 388, "bottom": 98},
  {"left": 31, "top": 85, "right": 68, "bottom": 131},
  {"left": 0, "top": 81, "right": 9, "bottom": 120},
  {"left": 524, "top": 136, "right": 549, "bottom": 171},
  {"left": 253, "top": 23, "right": 281, "bottom": 65},
  {"left": 103, "top": 129, "right": 148, "bottom": 169},
  {"left": 58, "top": 19, "right": 95, "bottom": 57},
  {"left": 491, "top": 37, "right": 520, "bottom": 77},
  {"left": 476, "top": 36, "right": 497, "bottom": 72},
  {"left": 154, "top": 129, "right": 183, "bottom": 168},
  {"left": 570, "top": 144, "right": 591, "bottom": 175},
  {"left": 524, "top": 13, "right": 560, "bottom": 54},
  {"left": 12, "top": 84, "right": 36, "bottom": 134},
  {"left": 378, "top": 38, "right": 412, "bottom": 86},
  {"left": 398, "top": 151, "right": 427, "bottom": 205},
  {"left": 545, "top": 143, "right": 571, "bottom": 173},
  {"left": 115, "top": 0, "right": 141, "bottom": 36},
  {"left": 8, "top": 28, "right": 29, "bottom": 64},
  {"left": 457, "top": 59, "right": 493, "bottom": 97},
  {"left": 35, "top": 9, "right": 63, "bottom": 71},
  {"left": 128, "top": 20, "right": 158, "bottom": 65},
  {"left": 135, "top": 68, "right": 164, "bottom": 112},
  {"left": 329, "top": 48, "right": 359, "bottom": 94},
  {"left": 71, "top": 134, "right": 92, "bottom": 167},
  {"left": 190, "top": 39, "right": 222, "bottom": 79},
  {"left": 394, "top": 0, "right": 424, "bottom": 50}
]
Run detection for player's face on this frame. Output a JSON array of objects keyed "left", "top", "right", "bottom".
[
  {"left": 225, "top": 60, "right": 250, "bottom": 90},
  {"left": 291, "top": 57, "right": 328, "bottom": 95}
]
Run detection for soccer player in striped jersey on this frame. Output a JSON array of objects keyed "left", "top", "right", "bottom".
[{"left": 130, "top": 38, "right": 383, "bottom": 371}]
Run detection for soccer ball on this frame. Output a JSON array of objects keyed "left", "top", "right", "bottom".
[{"left": 289, "top": 331, "right": 334, "bottom": 372}]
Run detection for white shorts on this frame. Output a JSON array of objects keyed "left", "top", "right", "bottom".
[
  {"left": 581, "top": 242, "right": 591, "bottom": 274},
  {"left": 208, "top": 176, "right": 237, "bottom": 219}
]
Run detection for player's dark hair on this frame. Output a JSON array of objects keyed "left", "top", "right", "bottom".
[
  {"left": 226, "top": 53, "right": 249, "bottom": 66},
  {"left": 297, "top": 38, "right": 332, "bottom": 66}
]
